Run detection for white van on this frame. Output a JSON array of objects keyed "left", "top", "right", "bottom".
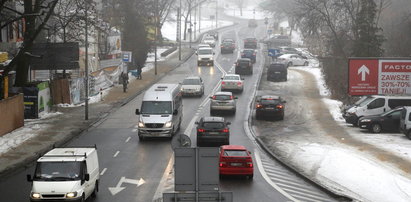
[
  {"left": 345, "top": 95, "right": 411, "bottom": 126},
  {"left": 196, "top": 47, "right": 215, "bottom": 66},
  {"left": 27, "top": 146, "right": 99, "bottom": 202},
  {"left": 135, "top": 83, "right": 183, "bottom": 140},
  {"left": 400, "top": 107, "right": 411, "bottom": 139}
]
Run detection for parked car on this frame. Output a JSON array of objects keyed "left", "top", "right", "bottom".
[
  {"left": 210, "top": 91, "right": 237, "bottom": 115},
  {"left": 277, "top": 54, "right": 309, "bottom": 67},
  {"left": 203, "top": 36, "right": 216, "bottom": 47},
  {"left": 264, "top": 35, "right": 291, "bottom": 46},
  {"left": 359, "top": 108, "right": 403, "bottom": 133},
  {"left": 219, "top": 145, "right": 254, "bottom": 179},
  {"left": 345, "top": 95, "right": 411, "bottom": 126},
  {"left": 196, "top": 116, "right": 230, "bottom": 146},
  {"left": 255, "top": 95, "right": 286, "bottom": 120},
  {"left": 244, "top": 38, "right": 257, "bottom": 49},
  {"left": 400, "top": 107, "right": 411, "bottom": 139},
  {"left": 180, "top": 76, "right": 204, "bottom": 97},
  {"left": 220, "top": 41, "right": 235, "bottom": 54},
  {"left": 196, "top": 47, "right": 214, "bottom": 66},
  {"left": 248, "top": 19, "right": 258, "bottom": 27},
  {"left": 267, "top": 63, "right": 287, "bottom": 82},
  {"left": 240, "top": 49, "right": 257, "bottom": 63},
  {"left": 235, "top": 58, "right": 253, "bottom": 75},
  {"left": 278, "top": 46, "right": 301, "bottom": 54},
  {"left": 221, "top": 74, "right": 244, "bottom": 93}
]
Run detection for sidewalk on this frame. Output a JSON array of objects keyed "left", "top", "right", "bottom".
[{"left": 0, "top": 47, "right": 195, "bottom": 178}]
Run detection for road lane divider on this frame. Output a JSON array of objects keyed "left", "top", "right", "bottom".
[{"left": 113, "top": 151, "right": 120, "bottom": 158}]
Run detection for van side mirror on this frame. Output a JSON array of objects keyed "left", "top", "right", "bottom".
[
  {"left": 135, "top": 109, "right": 140, "bottom": 115},
  {"left": 173, "top": 109, "right": 178, "bottom": 115},
  {"left": 84, "top": 174, "right": 90, "bottom": 181},
  {"left": 27, "top": 174, "right": 33, "bottom": 182}
]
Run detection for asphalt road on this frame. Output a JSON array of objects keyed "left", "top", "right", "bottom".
[{"left": 0, "top": 21, "right": 339, "bottom": 202}]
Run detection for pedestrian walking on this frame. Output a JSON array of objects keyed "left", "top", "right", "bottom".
[
  {"left": 137, "top": 64, "right": 142, "bottom": 80},
  {"left": 121, "top": 72, "right": 129, "bottom": 93}
]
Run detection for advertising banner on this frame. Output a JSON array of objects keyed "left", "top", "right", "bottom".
[{"left": 348, "top": 58, "right": 411, "bottom": 95}]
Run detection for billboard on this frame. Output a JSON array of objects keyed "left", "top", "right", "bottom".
[{"left": 348, "top": 58, "right": 411, "bottom": 95}]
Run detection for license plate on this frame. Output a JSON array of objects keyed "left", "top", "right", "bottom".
[
  {"left": 275, "top": 72, "right": 281, "bottom": 74},
  {"left": 231, "top": 163, "right": 243, "bottom": 166},
  {"left": 208, "top": 132, "right": 219, "bottom": 135},
  {"left": 266, "top": 107, "right": 274, "bottom": 110}
]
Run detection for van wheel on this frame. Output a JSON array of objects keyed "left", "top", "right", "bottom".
[
  {"left": 371, "top": 124, "right": 382, "bottom": 133},
  {"left": 407, "top": 131, "right": 411, "bottom": 140},
  {"left": 91, "top": 181, "right": 98, "bottom": 198},
  {"left": 80, "top": 195, "right": 85, "bottom": 202},
  {"left": 247, "top": 174, "right": 254, "bottom": 179}
]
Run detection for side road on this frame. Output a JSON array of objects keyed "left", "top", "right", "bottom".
[{"left": 0, "top": 47, "right": 195, "bottom": 178}]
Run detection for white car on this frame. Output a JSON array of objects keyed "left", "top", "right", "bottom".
[
  {"left": 180, "top": 76, "right": 204, "bottom": 97},
  {"left": 196, "top": 47, "right": 214, "bottom": 66},
  {"left": 203, "top": 36, "right": 216, "bottom": 47},
  {"left": 221, "top": 74, "right": 244, "bottom": 93},
  {"left": 277, "top": 54, "right": 309, "bottom": 67}
]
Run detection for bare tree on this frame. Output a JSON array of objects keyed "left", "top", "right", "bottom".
[{"left": 229, "top": 0, "right": 246, "bottom": 16}]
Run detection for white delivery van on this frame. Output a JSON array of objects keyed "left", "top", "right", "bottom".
[
  {"left": 345, "top": 95, "right": 411, "bottom": 126},
  {"left": 135, "top": 83, "right": 183, "bottom": 140},
  {"left": 196, "top": 47, "right": 215, "bottom": 66},
  {"left": 27, "top": 146, "right": 99, "bottom": 202},
  {"left": 400, "top": 106, "right": 411, "bottom": 139}
]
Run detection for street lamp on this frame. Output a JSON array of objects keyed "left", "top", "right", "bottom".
[{"left": 84, "top": 0, "right": 89, "bottom": 120}]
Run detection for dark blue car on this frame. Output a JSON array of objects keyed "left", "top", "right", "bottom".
[{"left": 241, "top": 49, "right": 256, "bottom": 63}]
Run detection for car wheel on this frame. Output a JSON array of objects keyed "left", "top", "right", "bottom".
[
  {"left": 248, "top": 174, "right": 254, "bottom": 179},
  {"left": 353, "top": 117, "right": 361, "bottom": 127},
  {"left": 139, "top": 135, "right": 145, "bottom": 141},
  {"left": 80, "top": 195, "right": 85, "bottom": 202},
  {"left": 279, "top": 115, "right": 284, "bottom": 120},
  {"left": 304, "top": 61, "right": 309, "bottom": 66},
  {"left": 256, "top": 112, "right": 261, "bottom": 120},
  {"left": 407, "top": 131, "right": 411, "bottom": 140},
  {"left": 371, "top": 123, "right": 382, "bottom": 133}
]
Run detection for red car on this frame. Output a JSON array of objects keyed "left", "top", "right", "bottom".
[{"left": 219, "top": 145, "right": 254, "bottom": 179}]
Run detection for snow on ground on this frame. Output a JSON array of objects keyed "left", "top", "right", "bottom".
[{"left": 223, "top": 1, "right": 268, "bottom": 20}]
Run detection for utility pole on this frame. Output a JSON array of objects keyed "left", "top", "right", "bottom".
[
  {"left": 178, "top": 0, "right": 182, "bottom": 61},
  {"left": 189, "top": 5, "right": 192, "bottom": 48},
  {"left": 154, "top": 0, "right": 158, "bottom": 75},
  {"left": 84, "top": 0, "right": 89, "bottom": 120},
  {"left": 215, "top": 0, "right": 218, "bottom": 28},
  {"left": 194, "top": 0, "right": 197, "bottom": 40},
  {"left": 198, "top": 2, "right": 201, "bottom": 33}
]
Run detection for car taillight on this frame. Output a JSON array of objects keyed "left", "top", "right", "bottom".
[
  {"left": 230, "top": 95, "right": 234, "bottom": 99},
  {"left": 222, "top": 128, "right": 229, "bottom": 133},
  {"left": 237, "top": 82, "right": 242, "bottom": 86},
  {"left": 256, "top": 104, "right": 262, "bottom": 108},
  {"left": 198, "top": 128, "right": 205, "bottom": 133},
  {"left": 212, "top": 96, "right": 216, "bottom": 100},
  {"left": 219, "top": 162, "right": 227, "bottom": 167},
  {"left": 221, "top": 81, "right": 226, "bottom": 85},
  {"left": 253, "top": 53, "right": 256, "bottom": 56},
  {"left": 241, "top": 53, "right": 245, "bottom": 56},
  {"left": 246, "top": 162, "right": 253, "bottom": 168},
  {"left": 277, "top": 105, "right": 283, "bottom": 109}
]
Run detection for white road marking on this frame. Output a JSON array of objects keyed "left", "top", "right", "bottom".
[
  {"left": 152, "top": 155, "right": 174, "bottom": 201},
  {"left": 100, "top": 168, "right": 107, "bottom": 176},
  {"left": 254, "top": 149, "right": 300, "bottom": 202},
  {"left": 108, "top": 176, "right": 145, "bottom": 196},
  {"left": 125, "top": 137, "right": 131, "bottom": 143},
  {"left": 113, "top": 151, "right": 120, "bottom": 158}
]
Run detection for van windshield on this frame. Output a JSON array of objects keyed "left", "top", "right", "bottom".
[
  {"left": 198, "top": 49, "right": 212, "bottom": 55},
  {"left": 34, "top": 161, "right": 82, "bottom": 181},
  {"left": 141, "top": 101, "right": 172, "bottom": 114},
  {"left": 358, "top": 97, "right": 375, "bottom": 107}
]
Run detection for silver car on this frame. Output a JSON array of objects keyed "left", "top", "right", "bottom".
[
  {"left": 209, "top": 91, "right": 237, "bottom": 115},
  {"left": 221, "top": 74, "right": 244, "bottom": 92},
  {"left": 180, "top": 76, "right": 204, "bottom": 97}
]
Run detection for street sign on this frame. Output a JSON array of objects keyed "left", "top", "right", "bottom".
[
  {"left": 348, "top": 58, "right": 411, "bottom": 95},
  {"left": 267, "top": 29, "right": 272, "bottom": 35},
  {"left": 122, "top": 51, "right": 132, "bottom": 62}
]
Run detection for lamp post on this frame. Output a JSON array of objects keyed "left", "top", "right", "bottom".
[
  {"left": 84, "top": 0, "right": 89, "bottom": 120},
  {"left": 215, "top": 0, "right": 218, "bottom": 28},
  {"left": 154, "top": 0, "right": 158, "bottom": 75}
]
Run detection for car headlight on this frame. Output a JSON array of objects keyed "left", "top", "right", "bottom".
[
  {"left": 31, "top": 192, "right": 41, "bottom": 199},
  {"left": 360, "top": 119, "right": 371, "bottom": 122},
  {"left": 66, "top": 192, "right": 78, "bottom": 198},
  {"left": 164, "top": 121, "right": 172, "bottom": 128},
  {"left": 138, "top": 122, "right": 145, "bottom": 128}
]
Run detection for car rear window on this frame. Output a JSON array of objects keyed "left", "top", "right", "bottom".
[
  {"left": 224, "top": 150, "right": 248, "bottom": 156},
  {"left": 261, "top": 99, "right": 280, "bottom": 105},
  {"left": 224, "top": 76, "right": 239, "bottom": 80},
  {"left": 243, "top": 50, "right": 254, "bottom": 54},
  {"left": 215, "top": 95, "right": 231, "bottom": 100},
  {"left": 203, "top": 122, "right": 224, "bottom": 128}
]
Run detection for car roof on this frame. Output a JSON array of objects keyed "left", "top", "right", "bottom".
[
  {"left": 184, "top": 76, "right": 201, "bottom": 80},
  {"left": 238, "top": 58, "right": 251, "bottom": 62},
  {"left": 198, "top": 47, "right": 213, "bottom": 50},
  {"left": 242, "top": 49, "right": 255, "bottom": 51},
  {"left": 214, "top": 91, "right": 233, "bottom": 96},
  {"left": 199, "top": 43, "right": 210, "bottom": 46},
  {"left": 221, "top": 145, "right": 247, "bottom": 150},
  {"left": 224, "top": 74, "right": 240, "bottom": 77},
  {"left": 202, "top": 116, "right": 225, "bottom": 122},
  {"left": 261, "top": 95, "right": 281, "bottom": 100}
]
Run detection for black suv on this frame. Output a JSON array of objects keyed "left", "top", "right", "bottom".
[
  {"left": 358, "top": 108, "right": 402, "bottom": 133},
  {"left": 244, "top": 38, "right": 257, "bottom": 49},
  {"left": 195, "top": 117, "right": 230, "bottom": 146},
  {"left": 267, "top": 63, "right": 287, "bottom": 82},
  {"left": 255, "top": 95, "right": 286, "bottom": 120},
  {"left": 235, "top": 58, "right": 253, "bottom": 75}
]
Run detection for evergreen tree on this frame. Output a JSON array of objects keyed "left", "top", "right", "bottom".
[{"left": 352, "top": 0, "right": 385, "bottom": 57}]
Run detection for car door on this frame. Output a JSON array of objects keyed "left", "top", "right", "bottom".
[
  {"left": 383, "top": 110, "right": 401, "bottom": 131},
  {"left": 365, "top": 98, "right": 386, "bottom": 116}
]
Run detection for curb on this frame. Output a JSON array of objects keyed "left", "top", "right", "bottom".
[{"left": 246, "top": 44, "right": 353, "bottom": 201}]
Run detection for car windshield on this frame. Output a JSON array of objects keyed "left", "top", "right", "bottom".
[
  {"left": 203, "top": 122, "right": 224, "bottom": 128},
  {"left": 261, "top": 99, "right": 281, "bottom": 105},
  {"left": 381, "top": 109, "right": 401, "bottom": 117},
  {"left": 238, "top": 61, "right": 249, "bottom": 65},
  {"left": 198, "top": 49, "right": 212, "bottom": 54},
  {"left": 215, "top": 95, "right": 231, "bottom": 100},
  {"left": 224, "top": 76, "right": 240, "bottom": 80},
  {"left": 141, "top": 101, "right": 172, "bottom": 114},
  {"left": 183, "top": 79, "right": 201, "bottom": 85},
  {"left": 34, "top": 162, "right": 82, "bottom": 181},
  {"left": 224, "top": 150, "right": 248, "bottom": 156},
  {"left": 354, "top": 96, "right": 370, "bottom": 105},
  {"left": 243, "top": 50, "right": 254, "bottom": 54}
]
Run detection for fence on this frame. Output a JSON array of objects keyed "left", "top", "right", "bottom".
[{"left": 0, "top": 94, "right": 24, "bottom": 136}]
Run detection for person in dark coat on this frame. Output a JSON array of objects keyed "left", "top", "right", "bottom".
[{"left": 121, "top": 72, "right": 129, "bottom": 92}]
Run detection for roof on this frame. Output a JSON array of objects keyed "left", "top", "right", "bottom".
[
  {"left": 38, "top": 147, "right": 96, "bottom": 162},
  {"left": 237, "top": 58, "right": 251, "bottom": 62},
  {"left": 202, "top": 116, "right": 225, "bottom": 122},
  {"left": 214, "top": 91, "right": 233, "bottom": 96},
  {"left": 261, "top": 95, "right": 281, "bottom": 100},
  {"left": 144, "top": 83, "right": 180, "bottom": 101},
  {"left": 221, "top": 145, "right": 247, "bottom": 150},
  {"left": 198, "top": 47, "right": 213, "bottom": 50}
]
